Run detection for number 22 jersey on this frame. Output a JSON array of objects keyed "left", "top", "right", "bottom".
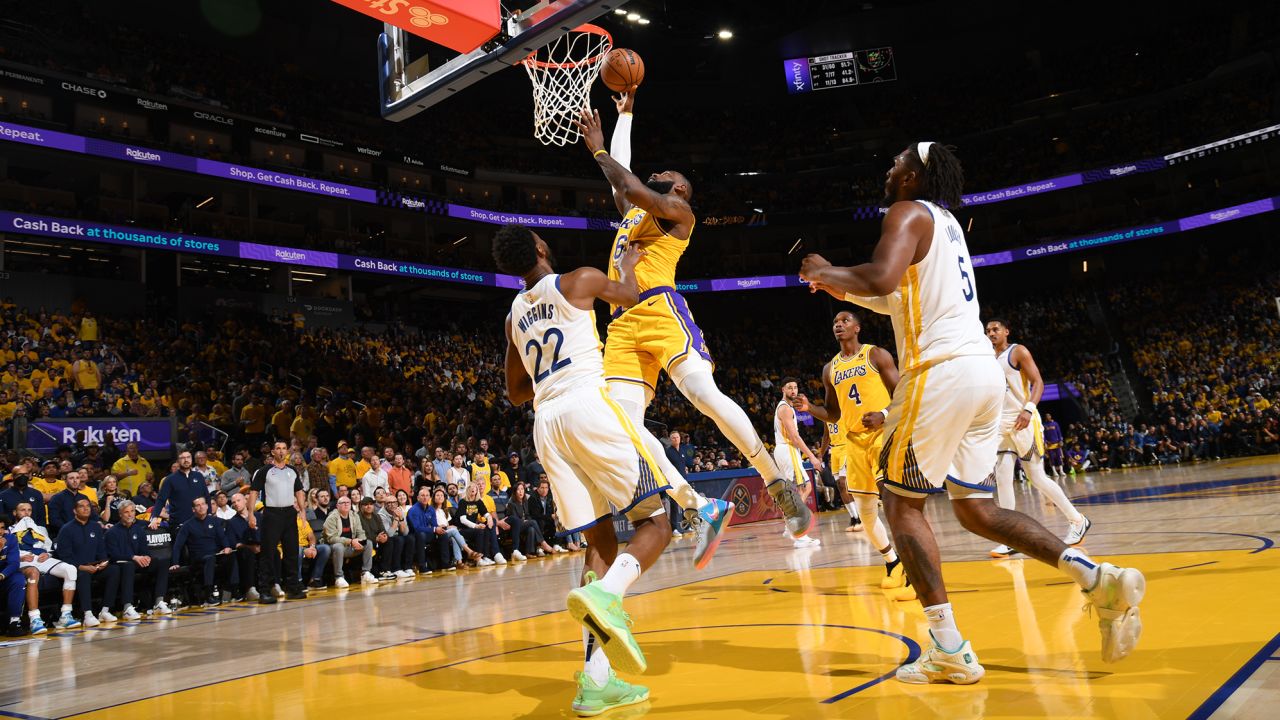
[{"left": 509, "top": 274, "right": 605, "bottom": 409}]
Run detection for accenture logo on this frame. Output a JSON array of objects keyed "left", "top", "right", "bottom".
[
  {"left": 254, "top": 126, "right": 287, "bottom": 139},
  {"left": 61, "top": 81, "right": 106, "bottom": 98}
]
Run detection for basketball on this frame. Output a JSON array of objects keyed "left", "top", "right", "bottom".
[{"left": 600, "top": 47, "right": 644, "bottom": 93}]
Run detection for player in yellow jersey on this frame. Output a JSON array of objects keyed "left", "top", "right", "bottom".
[
  {"left": 817, "top": 418, "right": 862, "bottom": 533},
  {"left": 795, "top": 311, "right": 907, "bottom": 590},
  {"left": 575, "top": 101, "right": 811, "bottom": 570}
]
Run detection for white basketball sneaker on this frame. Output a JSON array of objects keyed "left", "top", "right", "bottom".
[
  {"left": 1084, "top": 563, "right": 1145, "bottom": 663},
  {"left": 896, "top": 632, "right": 985, "bottom": 685},
  {"left": 1064, "top": 516, "right": 1092, "bottom": 546}
]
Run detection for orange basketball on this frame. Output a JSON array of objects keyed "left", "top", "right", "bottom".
[{"left": 600, "top": 48, "right": 644, "bottom": 93}]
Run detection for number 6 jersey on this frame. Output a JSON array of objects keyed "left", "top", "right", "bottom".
[{"left": 510, "top": 274, "right": 606, "bottom": 409}]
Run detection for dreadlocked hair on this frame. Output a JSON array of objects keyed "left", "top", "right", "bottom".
[
  {"left": 491, "top": 224, "right": 539, "bottom": 276},
  {"left": 911, "top": 142, "right": 964, "bottom": 209}
]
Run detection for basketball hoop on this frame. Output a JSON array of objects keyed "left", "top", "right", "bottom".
[{"left": 520, "top": 24, "right": 612, "bottom": 146}]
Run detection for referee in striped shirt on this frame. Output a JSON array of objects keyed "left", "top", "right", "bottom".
[{"left": 249, "top": 441, "right": 307, "bottom": 603}]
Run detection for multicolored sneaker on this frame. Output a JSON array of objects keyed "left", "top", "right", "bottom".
[
  {"left": 896, "top": 631, "right": 985, "bottom": 685},
  {"left": 766, "top": 478, "right": 813, "bottom": 538},
  {"left": 56, "top": 612, "right": 81, "bottom": 630},
  {"left": 29, "top": 615, "right": 47, "bottom": 635},
  {"left": 567, "top": 572, "right": 646, "bottom": 674},
  {"left": 1084, "top": 562, "right": 1145, "bottom": 662},
  {"left": 572, "top": 670, "right": 649, "bottom": 717},
  {"left": 692, "top": 498, "right": 734, "bottom": 570}
]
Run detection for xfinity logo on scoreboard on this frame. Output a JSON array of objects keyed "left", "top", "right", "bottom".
[{"left": 783, "top": 47, "right": 896, "bottom": 94}]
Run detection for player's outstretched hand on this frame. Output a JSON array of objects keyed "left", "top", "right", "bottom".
[
  {"left": 791, "top": 393, "right": 811, "bottom": 412},
  {"left": 613, "top": 91, "right": 635, "bottom": 114},
  {"left": 573, "top": 108, "right": 606, "bottom": 154},
  {"left": 807, "top": 279, "right": 844, "bottom": 300},
  {"left": 799, "top": 253, "right": 832, "bottom": 284},
  {"left": 861, "top": 411, "right": 886, "bottom": 430},
  {"left": 619, "top": 242, "right": 647, "bottom": 272}
]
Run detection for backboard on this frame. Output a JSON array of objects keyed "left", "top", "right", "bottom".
[{"left": 377, "top": 0, "right": 622, "bottom": 122}]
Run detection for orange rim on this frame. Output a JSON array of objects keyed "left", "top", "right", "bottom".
[{"left": 521, "top": 23, "right": 613, "bottom": 70}]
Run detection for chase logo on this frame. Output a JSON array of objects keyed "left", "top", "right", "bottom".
[{"left": 730, "top": 483, "right": 751, "bottom": 517}]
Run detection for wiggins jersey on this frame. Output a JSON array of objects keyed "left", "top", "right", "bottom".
[
  {"left": 509, "top": 274, "right": 606, "bottom": 409},
  {"left": 607, "top": 205, "right": 692, "bottom": 315},
  {"left": 831, "top": 344, "right": 892, "bottom": 434}
]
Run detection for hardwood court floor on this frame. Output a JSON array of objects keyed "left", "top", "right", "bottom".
[{"left": 3, "top": 456, "right": 1279, "bottom": 719}]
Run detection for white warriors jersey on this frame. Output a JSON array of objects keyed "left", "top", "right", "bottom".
[
  {"left": 509, "top": 274, "right": 605, "bottom": 409},
  {"left": 998, "top": 343, "right": 1032, "bottom": 412},
  {"left": 884, "top": 200, "right": 991, "bottom": 373},
  {"left": 774, "top": 400, "right": 798, "bottom": 451}
]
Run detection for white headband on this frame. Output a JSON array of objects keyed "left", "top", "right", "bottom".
[{"left": 917, "top": 141, "right": 936, "bottom": 167}]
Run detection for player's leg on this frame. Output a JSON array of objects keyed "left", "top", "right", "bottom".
[
  {"left": 946, "top": 378, "right": 1144, "bottom": 667},
  {"left": 848, "top": 432, "right": 902, "bottom": 586},
  {"left": 989, "top": 451, "right": 1019, "bottom": 558},
  {"left": 831, "top": 448, "right": 862, "bottom": 531},
  {"left": 669, "top": 356, "right": 811, "bottom": 536},
  {"left": 775, "top": 444, "right": 819, "bottom": 549},
  {"left": 1022, "top": 451, "right": 1090, "bottom": 542},
  {"left": 606, "top": 378, "right": 705, "bottom": 513}
]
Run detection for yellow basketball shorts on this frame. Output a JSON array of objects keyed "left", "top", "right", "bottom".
[
  {"left": 829, "top": 444, "right": 849, "bottom": 480},
  {"left": 845, "top": 429, "right": 885, "bottom": 496},
  {"left": 604, "top": 287, "right": 712, "bottom": 393}
]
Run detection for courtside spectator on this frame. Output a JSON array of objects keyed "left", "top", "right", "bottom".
[
  {"left": 102, "top": 500, "right": 148, "bottom": 621},
  {"left": 322, "top": 496, "right": 369, "bottom": 588},
  {"left": 169, "top": 497, "right": 233, "bottom": 607},
  {"left": 112, "top": 442, "right": 153, "bottom": 496},
  {"left": 151, "top": 451, "right": 209, "bottom": 529},
  {"left": 54, "top": 497, "right": 112, "bottom": 626}
]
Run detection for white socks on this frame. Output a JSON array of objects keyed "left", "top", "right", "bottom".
[
  {"left": 1058, "top": 548, "right": 1101, "bottom": 589},
  {"left": 599, "top": 553, "right": 642, "bottom": 597},
  {"left": 994, "top": 453, "right": 1019, "bottom": 510},
  {"left": 923, "top": 603, "right": 963, "bottom": 651},
  {"left": 60, "top": 603, "right": 72, "bottom": 615},
  {"left": 844, "top": 501, "right": 859, "bottom": 519},
  {"left": 675, "top": 370, "right": 781, "bottom": 483},
  {"left": 583, "top": 628, "right": 610, "bottom": 685}
]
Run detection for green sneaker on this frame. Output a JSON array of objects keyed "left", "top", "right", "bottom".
[
  {"left": 567, "top": 572, "right": 646, "bottom": 674},
  {"left": 572, "top": 670, "right": 649, "bottom": 717}
]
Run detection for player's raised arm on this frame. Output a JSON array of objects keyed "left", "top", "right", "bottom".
[
  {"left": 574, "top": 108, "right": 694, "bottom": 227},
  {"left": 559, "top": 243, "right": 647, "bottom": 310},
  {"left": 608, "top": 91, "right": 636, "bottom": 215},
  {"left": 1011, "top": 344, "right": 1044, "bottom": 431},
  {"left": 503, "top": 314, "right": 535, "bottom": 406},
  {"left": 799, "top": 201, "right": 932, "bottom": 297}
]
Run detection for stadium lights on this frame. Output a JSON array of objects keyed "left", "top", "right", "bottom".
[
  {"left": 638, "top": 18, "right": 650, "bottom": 24},
  {"left": 627, "top": 12, "right": 640, "bottom": 20},
  {"left": 718, "top": 29, "right": 733, "bottom": 39},
  {"left": 752, "top": 207, "right": 764, "bottom": 213},
  {"left": 196, "top": 196, "right": 214, "bottom": 208},
  {"left": 453, "top": 236, "right": 470, "bottom": 246},
  {"left": 614, "top": 8, "right": 626, "bottom": 14}
]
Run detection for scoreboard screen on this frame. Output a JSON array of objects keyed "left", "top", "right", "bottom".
[{"left": 783, "top": 47, "right": 896, "bottom": 95}]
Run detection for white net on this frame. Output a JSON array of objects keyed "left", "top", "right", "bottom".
[{"left": 521, "top": 25, "right": 612, "bottom": 146}]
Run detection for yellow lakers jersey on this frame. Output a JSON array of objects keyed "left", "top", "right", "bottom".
[
  {"left": 831, "top": 344, "right": 892, "bottom": 434},
  {"left": 826, "top": 420, "right": 844, "bottom": 448},
  {"left": 607, "top": 205, "right": 692, "bottom": 314}
]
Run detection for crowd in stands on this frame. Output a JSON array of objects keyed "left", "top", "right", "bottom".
[{"left": 3, "top": 238, "right": 1280, "bottom": 632}]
